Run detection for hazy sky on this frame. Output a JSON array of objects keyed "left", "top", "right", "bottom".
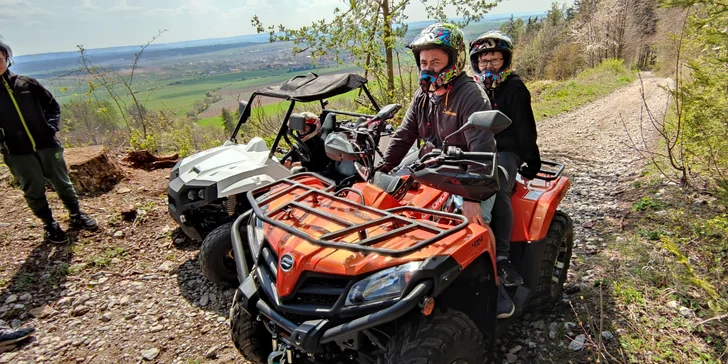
[{"left": 1, "top": 0, "right": 569, "bottom": 56}]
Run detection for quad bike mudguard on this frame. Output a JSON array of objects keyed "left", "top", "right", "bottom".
[{"left": 511, "top": 173, "right": 571, "bottom": 242}]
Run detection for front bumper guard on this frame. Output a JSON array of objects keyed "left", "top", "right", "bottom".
[{"left": 237, "top": 273, "right": 433, "bottom": 353}]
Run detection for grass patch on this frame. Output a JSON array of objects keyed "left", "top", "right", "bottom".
[
  {"left": 632, "top": 196, "right": 665, "bottom": 212},
  {"left": 88, "top": 247, "right": 127, "bottom": 268},
  {"left": 15, "top": 273, "right": 37, "bottom": 290},
  {"left": 597, "top": 176, "right": 728, "bottom": 362},
  {"left": 530, "top": 59, "right": 636, "bottom": 121},
  {"left": 197, "top": 116, "right": 223, "bottom": 128}
]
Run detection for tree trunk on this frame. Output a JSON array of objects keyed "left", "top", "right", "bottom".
[
  {"left": 382, "top": 0, "right": 395, "bottom": 98},
  {"left": 64, "top": 145, "right": 126, "bottom": 195}
]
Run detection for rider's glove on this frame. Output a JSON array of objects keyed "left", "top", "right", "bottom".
[
  {"left": 374, "top": 163, "right": 393, "bottom": 174},
  {"left": 519, "top": 159, "right": 541, "bottom": 180}
]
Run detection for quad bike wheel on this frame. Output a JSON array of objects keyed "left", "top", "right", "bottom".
[
  {"left": 529, "top": 211, "right": 574, "bottom": 309},
  {"left": 230, "top": 290, "right": 272, "bottom": 364},
  {"left": 199, "top": 222, "right": 239, "bottom": 287},
  {"left": 381, "top": 309, "right": 485, "bottom": 364}
]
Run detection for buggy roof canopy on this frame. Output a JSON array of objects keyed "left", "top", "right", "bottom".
[{"left": 256, "top": 72, "right": 368, "bottom": 102}]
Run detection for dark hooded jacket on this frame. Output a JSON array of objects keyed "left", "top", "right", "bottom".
[
  {"left": 485, "top": 72, "right": 540, "bottom": 169},
  {"left": 382, "top": 73, "right": 494, "bottom": 173},
  {"left": 0, "top": 70, "right": 62, "bottom": 155}
]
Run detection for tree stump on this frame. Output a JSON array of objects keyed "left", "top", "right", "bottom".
[{"left": 64, "top": 145, "right": 126, "bottom": 195}]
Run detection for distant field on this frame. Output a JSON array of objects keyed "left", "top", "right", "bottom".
[
  {"left": 41, "top": 16, "right": 512, "bottom": 126},
  {"left": 51, "top": 64, "right": 363, "bottom": 119}
]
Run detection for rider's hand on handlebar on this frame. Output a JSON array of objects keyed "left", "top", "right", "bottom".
[
  {"left": 374, "top": 163, "right": 393, "bottom": 174},
  {"left": 462, "top": 201, "right": 485, "bottom": 226},
  {"left": 519, "top": 159, "right": 542, "bottom": 180}
]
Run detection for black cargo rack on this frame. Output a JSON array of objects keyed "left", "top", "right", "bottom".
[{"left": 246, "top": 173, "right": 469, "bottom": 258}]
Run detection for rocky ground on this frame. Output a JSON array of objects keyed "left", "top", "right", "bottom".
[{"left": 0, "top": 72, "right": 671, "bottom": 364}]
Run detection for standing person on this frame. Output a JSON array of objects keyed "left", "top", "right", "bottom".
[
  {"left": 0, "top": 39, "right": 97, "bottom": 244},
  {"left": 468, "top": 31, "right": 542, "bottom": 292}
]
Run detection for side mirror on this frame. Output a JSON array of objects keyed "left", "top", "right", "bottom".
[
  {"left": 467, "top": 110, "right": 512, "bottom": 134},
  {"left": 441, "top": 110, "right": 512, "bottom": 150},
  {"left": 374, "top": 103, "right": 402, "bottom": 121},
  {"left": 288, "top": 114, "right": 306, "bottom": 132},
  {"left": 238, "top": 100, "right": 251, "bottom": 122}
]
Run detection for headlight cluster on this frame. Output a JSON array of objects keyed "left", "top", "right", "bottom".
[
  {"left": 248, "top": 216, "right": 265, "bottom": 261},
  {"left": 345, "top": 261, "right": 422, "bottom": 306},
  {"left": 186, "top": 189, "right": 205, "bottom": 201}
]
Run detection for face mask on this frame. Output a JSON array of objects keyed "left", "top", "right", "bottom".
[
  {"left": 419, "top": 70, "right": 440, "bottom": 93},
  {"left": 475, "top": 71, "right": 498, "bottom": 89}
]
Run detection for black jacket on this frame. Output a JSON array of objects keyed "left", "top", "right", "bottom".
[
  {"left": 382, "top": 73, "right": 494, "bottom": 173},
  {"left": 486, "top": 73, "right": 540, "bottom": 168},
  {"left": 0, "top": 71, "right": 62, "bottom": 155}
]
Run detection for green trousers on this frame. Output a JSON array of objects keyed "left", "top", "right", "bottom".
[{"left": 3, "top": 147, "right": 80, "bottom": 225}]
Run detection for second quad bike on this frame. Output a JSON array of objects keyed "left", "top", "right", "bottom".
[
  {"left": 198, "top": 101, "right": 402, "bottom": 286},
  {"left": 226, "top": 110, "right": 575, "bottom": 363},
  {"left": 167, "top": 72, "right": 385, "bottom": 242}
]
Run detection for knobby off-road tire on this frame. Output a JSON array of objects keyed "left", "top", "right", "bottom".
[
  {"left": 529, "top": 211, "right": 574, "bottom": 310},
  {"left": 230, "top": 290, "right": 272, "bottom": 364},
  {"left": 199, "top": 221, "right": 238, "bottom": 287},
  {"left": 381, "top": 309, "right": 485, "bottom": 364}
]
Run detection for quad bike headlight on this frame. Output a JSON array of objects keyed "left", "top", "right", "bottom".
[
  {"left": 248, "top": 216, "right": 265, "bottom": 261},
  {"left": 345, "top": 261, "right": 422, "bottom": 306},
  {"left": 186, "top": 189, "right": 205, "bottom": 201}
]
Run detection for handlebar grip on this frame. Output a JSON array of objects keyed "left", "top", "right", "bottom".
[{"left": 456, "top": 151, "right": 496, "bottom": 162}]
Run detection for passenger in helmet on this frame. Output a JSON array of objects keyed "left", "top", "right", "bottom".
[
  {"left": 469, "top": 31, "right": 542, "bottom": 292},
  {"left": 286, "top": 111, "right": 331, "bottom": 174}
]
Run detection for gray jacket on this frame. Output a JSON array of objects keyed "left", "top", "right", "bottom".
[{"left": 382, "top": 73, "right": 494, "bottom": 173}]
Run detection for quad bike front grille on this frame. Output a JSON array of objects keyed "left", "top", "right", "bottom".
[
  {"left": 288, "top": 276, "right": 351, "bottom": 307},
  {"left": 291, "top": 293, "right": 340, "bottom": 306},
  {"left": 258, "top": 245, "right": 350, "bottom": 311},
  {"left": 280, "top": 311, "right": 322, "bottom": 325}
]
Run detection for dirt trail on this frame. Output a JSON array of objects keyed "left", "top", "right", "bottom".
[
  {"left": 498, "top": 72, "right": 673, "bottom": 362},
  {"left": 0, "top": 73, "right": 672, "bottom": 364}
]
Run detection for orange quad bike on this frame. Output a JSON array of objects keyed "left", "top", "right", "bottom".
[{"left": 227, "top": 110, "right": 574, "bottom": 364}]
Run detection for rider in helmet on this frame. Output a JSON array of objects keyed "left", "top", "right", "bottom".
[
  {"left": 469, "top": 31, "right": 542, "bottom": 292},
  {"left": 379, "top": 23, "right": 516, "bottom": 319}
]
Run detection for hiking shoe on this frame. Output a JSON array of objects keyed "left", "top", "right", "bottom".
[
  {"left": 497, "top": 283, "right": 515, "bottom": 319},
  {"left": 497, "top": 259, "right": 524, "bottom": 287},
  {"left": 70, "top": 212, "right": 98, "bottom": 231},
  {"left": 44, "top": 221, "right": 69, "bottom": 245},
  {"left": 0, "top": 325, "right": 35, "bottom": 347}
]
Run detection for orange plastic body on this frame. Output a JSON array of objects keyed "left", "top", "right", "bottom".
[
  {"left": 510, "top": 176, "right": 571, "bottom": 242},
  {"left": 260, "top": 173, "right": 569, "bottom": 298},
  {"left": 261, "top": 179, "right": 495, "bottom": 299}
]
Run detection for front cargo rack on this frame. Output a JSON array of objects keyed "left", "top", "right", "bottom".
[{"left": 246, "top": 172, "right": 469, "bottom": 258}]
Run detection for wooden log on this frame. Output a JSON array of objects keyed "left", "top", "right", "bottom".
[
  {"left": 121, "top": 150, "right": 179, "bottom": 170},
  {"left": 63, "top": 145, "right": 126, "bottom": 195}
]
